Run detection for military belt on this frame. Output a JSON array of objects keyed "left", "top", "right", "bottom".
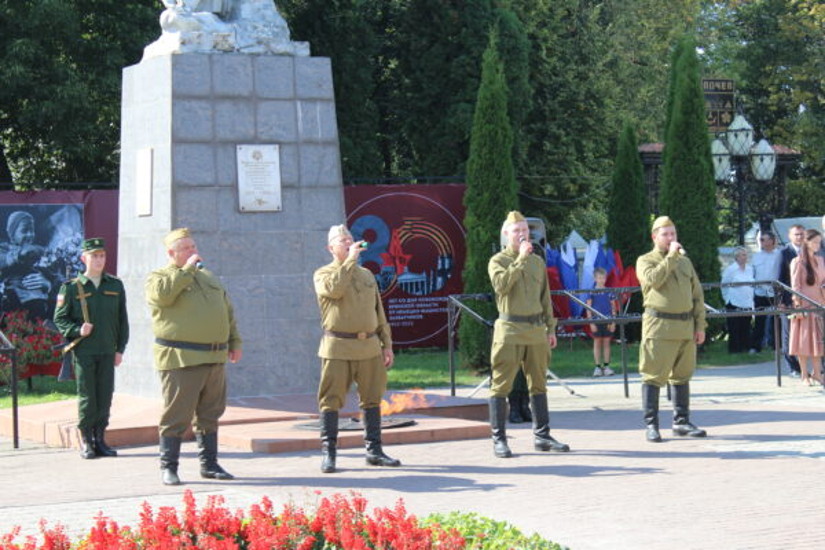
[
  {"left": 499, "top": 313, "right": 545, "bottom": 325},
  {"left": 324, "top": 330, "right": 376, "bottom": 340},
  {"left": 155, "top": 338, "right": 228, "bottom": 352},
  {"left": 645, "top": 308, "right": 692, "bottom": 321}
]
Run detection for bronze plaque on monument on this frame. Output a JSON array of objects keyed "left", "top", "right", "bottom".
[{"left": 236, "top": 144, "right": 282, "bottom": 212}]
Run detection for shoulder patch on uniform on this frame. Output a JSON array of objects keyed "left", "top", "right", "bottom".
[{"left": 56, "top": 294, "right": 65, "bottom": 308}]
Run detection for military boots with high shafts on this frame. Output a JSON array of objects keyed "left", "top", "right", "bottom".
[
  {"left": 160, "top": 436, "right": 182, "bottom": 486},
  {"left": 671, "top": 383, "right": 707, "bottom": 437},
  {"left": 489, "top": 397, "right": 512, "bottom": 458},
  {"left": 363, "top": 407, "right": 401, "bottom": 467},
  {"left": 93, "top": 426, "right": 117, "bottom": 457},
  {"left": 79, "top": 428, "right": 96, "bottom": 459},
  {"left": 508, "top": 394, "right": 525, "bottom": 423},
  {"left": 642, "top": 383, "right": 662, "bottom": 442},
  {"left": 531, "top": 393, "right": 570, "bottom": 452},
  {"left": 320, "top": 410, "right": 338, "bottom": 473},
  {"left": 196, "top": 431, "right": 234, "bottom": 480}
]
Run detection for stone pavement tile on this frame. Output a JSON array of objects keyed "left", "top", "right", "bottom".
[{"left": 1, "top": 363, "right": 824, "bottom": 549}]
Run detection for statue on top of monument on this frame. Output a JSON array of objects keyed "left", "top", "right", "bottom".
[{"left": 144, "top": 0, "right": 309, "bottom": 60}]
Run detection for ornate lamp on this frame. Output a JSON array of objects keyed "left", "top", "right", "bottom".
[{"left": 750, "top": 138, "right": 777, "bottom": 182}]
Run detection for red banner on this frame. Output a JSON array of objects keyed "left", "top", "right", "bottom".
[{"left": 345, "top": 184, "right": 466, "bottom": 347}]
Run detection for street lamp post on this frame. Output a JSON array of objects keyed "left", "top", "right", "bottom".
[{"left": 711, "top": 114, "right": 777, "bottom": 245}]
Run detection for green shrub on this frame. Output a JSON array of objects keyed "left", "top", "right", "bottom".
[{"left": 424, "top": 511, "right": 567, "bottom": 549}]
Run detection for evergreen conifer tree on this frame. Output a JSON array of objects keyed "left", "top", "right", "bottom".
[
  {"left": 459, "top": 32, "right": 518, "bottom": 369},
  {"left": 660, "top": 35, "right": 721, "bottom": 295},
  {"left": 607, "top": 123, "right": 649, "bottom": 266},
  {"left": 607, "top": 122, "right": 649, "bottom": 341}
]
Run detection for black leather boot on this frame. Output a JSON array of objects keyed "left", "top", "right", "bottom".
[
  {"left": 363, "top": 407, "right": 401, "bottom": 467},
  {"left": 508, "top": 394, "right": 525, "bottom": 423},
  {"left": 489, "top": 397, "right": 513, "bottom": 458},
  {"left": 643, "top": 384, "right": 662, "bottom": 442},
  {"left": 519, "top": 393, "right": 533, "bottom": 423},
  {"left": 79, "top": 428, "right": 96, "bottom": 459},
  {"left": 197, "top": 431, "right": 234, "bottom": 480},
  {"left": 160, "top": 436, "right": 182, "bottom": 485},
  {"left": 320, "top": 411, "right": 338, "bottom": 473},
  {"left": 672, "top": 383, "right": 707, "bottom": 437},
  {"left": 93, "top": 426, "right": 117, "bottom": 457},
  {"left": 531, "top": 393, "right": 570, "bottom": 452}
]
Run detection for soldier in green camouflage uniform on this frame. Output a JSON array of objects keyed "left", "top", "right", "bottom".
[
  {"left": 636, "top": 216, "right": 708, "bottom": 442},
  {"left": 146, "top": 228, "right": 242, "bottom": 485},
  {"left": 487, "top": 211, "right": 569, "bottom": 458},
  {"left": 54, "top": 238, "right": 129, "bottom": 459},
  {"left": 313, "top": 224, "right": 399, "bottom": 474}
]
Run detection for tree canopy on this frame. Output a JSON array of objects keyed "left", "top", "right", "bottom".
[
  {"left": 2, "top": 0, "right": 822, "bottom": 233},
  {"left": 0, "top": 1, "right": 158, "bottom": 185}
]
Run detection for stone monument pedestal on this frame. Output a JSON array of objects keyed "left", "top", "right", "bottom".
[{"left": 117, "top": 52, "right": 344, "bottom": 398}]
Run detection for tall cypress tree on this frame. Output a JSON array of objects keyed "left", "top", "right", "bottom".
[
  {"left": 459, "top": 32, "right": 518, "bottom": 369},
  {"left": 607, "top": 122, "right": 649, "bottom": 340},
  {"left": 607, "top": 122, "right": 649, "bottom": 266},
  {"left": 660, "top": 35, "right": 721, "bottom": 293}
]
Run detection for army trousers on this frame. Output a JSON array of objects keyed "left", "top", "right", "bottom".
[
  {"left": 158, "top": 363, "right": 226, "bottom": 438},
  {"left": 74, "top": 353, "right": 116, "bottom": 431},
  {"left": 318, "top": 356, "right": 386, "bottom": 412},
  {"left": 639, "top": 337, "right": 696, "bottom": 387},
  {"left": 489, "top": 341, "right": 549, "bottom": 398}
]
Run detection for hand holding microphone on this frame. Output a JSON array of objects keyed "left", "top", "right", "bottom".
[
  {"left": 348, "top": 240, "right": 367, "bottom": 260},
  {"left": 669, "top": 241, "right": 686, "bottom": 256},
  {"left": 518, "top": 236, "right": 533, "bottom": 257},
  {"left": 186, "top": 254, "right": 204, "bottom": 270}
]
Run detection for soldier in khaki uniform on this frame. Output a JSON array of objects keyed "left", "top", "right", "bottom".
[
  {"left": 313, "top": 224, "right": 399, "bottom": 473},
  {"left": 54, "top": 238, "right": 129, "bottom": 459},
  {"left": 488, "top": 211, "right": 569, "bottom": 458},
  {"left": 146, "top": 228, "right": 242, "bottom": 485},
  {"left": 636, "top": 216, "right": 707, "bottom": 442}
]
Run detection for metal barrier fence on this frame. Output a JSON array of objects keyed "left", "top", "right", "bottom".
[
  {"left": 0, "top": 328, "right": 20, "bottom": 449},
  {"left": 447, "top": 279, "right": 825, "bottom": 398}
]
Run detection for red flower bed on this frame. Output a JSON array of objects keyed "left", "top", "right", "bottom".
[
  {"left": 0, "top": 491, "right": 466, "bottom": 550},
  {"left": 0, "top": 310, "right": 62, "bottom": 380}
]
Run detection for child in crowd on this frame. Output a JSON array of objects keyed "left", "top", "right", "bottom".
[{"left": 586, "top": 267, "right": 616, "bottom": 377}]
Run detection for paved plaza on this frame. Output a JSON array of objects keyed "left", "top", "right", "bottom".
[{"left": 2, "top": 361, "right": 824, "bottom": 549}]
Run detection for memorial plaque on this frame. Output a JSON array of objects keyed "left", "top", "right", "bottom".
[
  {"left": 236, "top": 144, "right": 282, "bottom": 212},
  {"left": 136, "top": 148, "right": 153, "bottom": 217}
]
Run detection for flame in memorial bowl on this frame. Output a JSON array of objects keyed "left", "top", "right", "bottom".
[{"left": 380, "top": 390, "right": 429, "bottom": 416}]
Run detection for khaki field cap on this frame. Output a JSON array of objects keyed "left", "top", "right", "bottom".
[
  {"left": 327, "top": 224, "right": 353, "bottom": 244},
  {"left": 164, "top": 227, "right": 192, "bottom": 248},
  {"left": 651, "top": 216, "right": 675, "bottom": 232},
  {"left": 82, "top": 238, "right": 105, "bottom": 252},
  {"left": 505, "top": 210, "right": 527, "bottom": 225}
]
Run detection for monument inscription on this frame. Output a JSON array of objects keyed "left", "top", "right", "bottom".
[{"left": 236, "top": 144, "right": 282, "bottom": 212}]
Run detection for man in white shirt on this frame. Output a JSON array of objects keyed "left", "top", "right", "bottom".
[
  {"left": 749, "top": 232, "right": 782, "bottom": 353},
  {"left": 721, "top": 247, "right": 754, "bottom": 353}
]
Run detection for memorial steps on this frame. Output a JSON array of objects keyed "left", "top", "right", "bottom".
[{"left": 0, "top": 391, "right": 489, "bottom": 454}]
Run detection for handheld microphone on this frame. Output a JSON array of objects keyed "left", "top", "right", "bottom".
[{"left": 519, "top": 236, "right": 531, "bottom": 254}]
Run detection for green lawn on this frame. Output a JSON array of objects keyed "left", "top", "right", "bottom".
[
  {"left": 389, "top": 337, "right": 777, "bottom": 389},
  {"left": 0, "top": 376, "right": 76, "bottom": 408},
  {"left": 1, "top": 339, "right": 777, "bottom": 407}
]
